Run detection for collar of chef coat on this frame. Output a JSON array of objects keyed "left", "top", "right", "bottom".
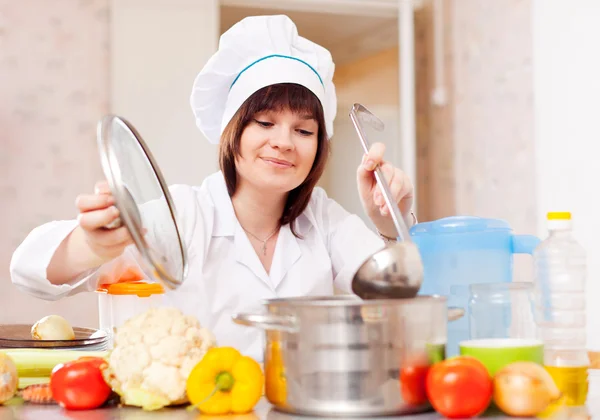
[{"left": 207, "top": 171, "right": 310, "bottom": 289}]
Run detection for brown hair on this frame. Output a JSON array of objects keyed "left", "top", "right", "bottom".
[{"left": 219, "top": 83, "right": 330, "bottom": 237}]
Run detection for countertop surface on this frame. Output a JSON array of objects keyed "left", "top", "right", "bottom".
[{"left": 0, "top": 398, "right": 596, "bottom": 420}]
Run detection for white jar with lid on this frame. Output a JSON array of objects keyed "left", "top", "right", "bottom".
[{"left": 97, "top": 281, "right": 166, "bottom": 348}]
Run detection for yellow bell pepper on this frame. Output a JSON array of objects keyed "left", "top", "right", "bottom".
[{"left": 186, "top": 347, "right": 264, "bottom": 415}]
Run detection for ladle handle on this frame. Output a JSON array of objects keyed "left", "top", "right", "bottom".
[{"left": 349, "top": 111, "right": 411, "bottom": 242}]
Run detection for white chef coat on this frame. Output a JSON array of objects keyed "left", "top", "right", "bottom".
[{"left": 10, "top": 171, "right": 385, "bottom": 361}]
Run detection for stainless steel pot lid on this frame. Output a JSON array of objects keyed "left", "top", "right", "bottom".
[{"left": 96, "top": 115, "right": 187, "bottom": 289}]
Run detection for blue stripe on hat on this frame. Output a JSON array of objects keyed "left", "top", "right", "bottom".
[{"left": 230, "top": 54, "right": 324, "bottom": 89}]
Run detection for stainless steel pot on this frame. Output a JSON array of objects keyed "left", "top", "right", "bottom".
[{"left": 232, "top": 295, "right": 464, "bottom": 417}]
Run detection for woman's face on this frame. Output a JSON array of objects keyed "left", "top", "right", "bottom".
[{"left": 235, "top": 108, "right": 319, "bottom": 194}]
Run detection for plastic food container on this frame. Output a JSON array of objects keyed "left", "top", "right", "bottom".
[{"left": 97, "top": 281, "right": 166, "bottom": 348}]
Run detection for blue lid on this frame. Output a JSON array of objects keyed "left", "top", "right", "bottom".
[{"left": 410, "top": 216, "right": 512, "bottom": 236}]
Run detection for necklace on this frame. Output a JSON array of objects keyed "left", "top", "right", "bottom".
[{"left": 241, "top": 225, "right": 280, "bottom": 255}]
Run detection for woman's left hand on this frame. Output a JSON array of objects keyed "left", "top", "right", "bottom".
[{"left": 357, "top": 142, "right": 415, "bottom": 238}]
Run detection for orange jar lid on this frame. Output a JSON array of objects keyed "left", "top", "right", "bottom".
[{"left": 97, "top": 281, "right": 165, "bottom": 297}]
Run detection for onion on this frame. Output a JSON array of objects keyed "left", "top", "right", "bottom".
[
  {"left": 0, "top": 353, "right": 18, "bottom": 403},
  {"left": 31, "top": 315, "right": 75, "bottom": 341},
  {"left": 493, "top": 361, "right": 561, "bottom": 417}
]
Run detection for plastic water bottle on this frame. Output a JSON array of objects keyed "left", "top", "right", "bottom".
[{"left": 533, "top": 212, "right": 589, "bottom": 405}]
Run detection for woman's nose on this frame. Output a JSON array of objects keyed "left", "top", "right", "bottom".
[{"left": 269, "top": 127, "right": 294, "bottom": 150}]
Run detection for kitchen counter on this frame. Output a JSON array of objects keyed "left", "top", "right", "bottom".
[{"left": 0, "top": 398, "right": 595, "bottom": 420}]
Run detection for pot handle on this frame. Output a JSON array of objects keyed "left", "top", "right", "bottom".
[
  {"left": 448, "top": 307, "right": 465, "bottom": 322},
  {"left": 232, "top": 312, "right": 299, "bottom": 333}
]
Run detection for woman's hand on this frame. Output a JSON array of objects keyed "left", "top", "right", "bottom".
[
  {"left": 47, "top": 180, "right": 141, "bottom": 285},
  {"left": 356, "top": 142, "right": 415, "bottom": 238},
  {"left": 75, "top": 180, "right": 134, "bottom": 263}
]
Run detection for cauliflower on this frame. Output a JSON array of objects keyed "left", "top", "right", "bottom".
[{"left": 102, "top": 307, "right": 216, "bottom": 410}]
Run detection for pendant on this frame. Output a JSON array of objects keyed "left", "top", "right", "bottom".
[{"left": 262, "top": 242, "right": 267, "bottom": 256}]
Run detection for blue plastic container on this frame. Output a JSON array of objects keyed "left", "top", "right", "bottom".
[{"left": 409, "top": 216, "right": 540, "bottom": 356}]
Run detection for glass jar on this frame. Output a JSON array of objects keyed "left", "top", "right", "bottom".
[{"left": 468, "top": 282, "right": 537, "bottom": 340}]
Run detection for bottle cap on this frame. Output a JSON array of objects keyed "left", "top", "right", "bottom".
[{"left": 547, "top": 212, "right": 572, "bottom": 220}]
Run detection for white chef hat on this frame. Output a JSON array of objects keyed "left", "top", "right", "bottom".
[{"left": 190, "top": 15, "right": 337, "bottom": 145}]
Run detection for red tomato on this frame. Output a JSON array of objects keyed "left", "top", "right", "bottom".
[
  {"left": 425, "top": 356, "right": 492, "bottom": 418},
  {"left": 50, "top": 357, "right": 112, "bottom": 410},
  {"left": 400, "top": 362, "right": 430, "bottom": 405}
]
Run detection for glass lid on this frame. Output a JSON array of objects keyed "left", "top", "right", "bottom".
[{"left": 96, "top": 115, "right": 187, "bottom": 289}]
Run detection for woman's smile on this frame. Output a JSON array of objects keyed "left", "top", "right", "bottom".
[{"left": 261, "top": 157, "right": 294, "bottom": 169}]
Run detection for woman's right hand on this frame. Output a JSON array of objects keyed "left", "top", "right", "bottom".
[{"left": 75, "top": 180, "right": 134, "bottom": 264}]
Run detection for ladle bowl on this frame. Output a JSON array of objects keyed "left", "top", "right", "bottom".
[{"left": 352, "top": 241, "right": 424, "bottom": 299}]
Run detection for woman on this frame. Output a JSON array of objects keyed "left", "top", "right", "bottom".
[{"left": 10, "top": 15, "right": 416, "bottom": 361}]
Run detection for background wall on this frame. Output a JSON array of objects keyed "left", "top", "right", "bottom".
[
  {"left": 437, "top": 0, "right": 537, "bottom": 283},
  {"left": 0, "top": 0, "right": 108, "bottom": 327},
  {"left": 110, "top": 0, "right": 219, "bottom": 187},
  {"left": 450, "top": 0, "right": 536, "bottom": 242},
  {"left": 532, "top": 0, "right": 600, "bottom": 351}
]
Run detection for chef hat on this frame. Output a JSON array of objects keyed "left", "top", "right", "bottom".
[{"left": 190, "top": 15, "right": 337, "bottom": 145}]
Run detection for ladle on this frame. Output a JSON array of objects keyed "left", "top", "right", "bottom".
[{"left": 349, "top": 103, "right": 424, "bottom": 299}]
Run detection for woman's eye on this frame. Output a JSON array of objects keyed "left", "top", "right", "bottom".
[
  {"left": 254, "top": 119, "right": 273, "bottom": 128},
  {"left": 298, "top": 129, "right": 314, "bottom": 136}
]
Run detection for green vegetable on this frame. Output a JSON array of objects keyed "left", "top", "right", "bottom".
[
  {"left": 18, "top": 377, "right": 49, "bottom": 389},
  {"left": 0, "top": 349, "right": 107, "bottom": 377}
]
